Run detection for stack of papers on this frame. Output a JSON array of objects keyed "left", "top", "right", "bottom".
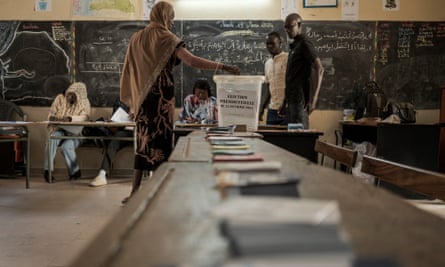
[
  {"left": 212, "top": 150, "right": 255, "bottom": 156},
  {"left": 216, "top": 172, "right": 300, "bottom": 197},
  {"left": 209, "top": 137, "right": 263, "bottom": 162},
  {"left": 206, "top": 125, "right": 237, "bottom": 134},
  {"left": 213, "top": 161, "right": 282, "bottom": 173},
  {"left": 213, "top": 197, "right": 353, "bottom": 264},
  {"left": 213, "top": 154, "right": 264, "bottom": 162},
  {"left": 207, "top": 136, "right": 243, "bottom": 142}
]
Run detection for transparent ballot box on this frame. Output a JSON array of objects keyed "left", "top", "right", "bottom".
[{"left": 214, "top": 75, "right": 265, "bottom": 131}]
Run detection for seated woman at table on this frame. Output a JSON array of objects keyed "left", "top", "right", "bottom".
[
  {"left": 89, "top": 99, "right": 134, "bottom": 187},
  {"left": 178, "top": 78, "right": 218, "bottom": 124},
  {"left": 43, "top": 82, "right": 91, "bottom": 183}
]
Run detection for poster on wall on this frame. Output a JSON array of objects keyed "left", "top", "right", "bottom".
[
  {"left": 342, "top": 0, "right": 359, "bottom": 21},
  {"left": 35, "top": 0, "right": 52, "bottom": 12},
  {"left": 142, "top": 0, "right": 157, "bottom": 19},
  {"left": 72, "top": 0, "right": 136, "bottom": 18},
  {"left": 281, "top": 0, "right": 298, "bottom": 20},
  {"left": 383, "top": 0, "right": 399, "bottom": 11}
]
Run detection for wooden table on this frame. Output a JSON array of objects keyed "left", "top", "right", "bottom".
[
  {"left": 70, "top": 134, "right": 445, "bottom": 267},
  {"left": 174, "top": 124, "right": 323, "bottom": 163},
  {"left": 169, "top": 131, "right": 263, "bottom": 162},
  {"left": 256, "top": 129, "right": 323, "bottom": 163},
  {"left": 339, "top": 120, "right": 379, "bottom": 145}
]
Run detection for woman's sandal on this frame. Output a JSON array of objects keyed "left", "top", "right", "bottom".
[{"left": 121, "top": 196, "right": 131, "bottom": 204}]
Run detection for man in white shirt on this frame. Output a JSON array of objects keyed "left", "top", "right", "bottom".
[{"left": 259, "top": 31, "right": 288, "bottom": 125}]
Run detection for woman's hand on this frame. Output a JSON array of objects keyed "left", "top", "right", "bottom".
[{"left": 222, "top": 64, "right": 241, "bottom": 75}]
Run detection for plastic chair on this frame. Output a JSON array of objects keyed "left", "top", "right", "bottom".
[{"left": 0, "top": 98, "right": 30, "bottom": 188}]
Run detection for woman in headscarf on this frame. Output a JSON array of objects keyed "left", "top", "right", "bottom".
[
  {"left": 179, "top": 78, "right": 218, "bottom": 124},
  {"left": 43, "top": 82, "right": 91, "bottom": 183},
  {"left": 120, "top": 1, "right": 240, "bottom": 203}
]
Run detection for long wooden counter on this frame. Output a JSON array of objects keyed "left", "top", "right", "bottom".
[
  {"left": 70, "top": 132, "right": 445, "bottom": 267},
  {"left": 173, "top": 124, "right": 323, "bottom": 162}
]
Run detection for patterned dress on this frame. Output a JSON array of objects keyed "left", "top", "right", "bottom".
[{"left": 134, "top": 43, "right": 183, "bottom": 171}]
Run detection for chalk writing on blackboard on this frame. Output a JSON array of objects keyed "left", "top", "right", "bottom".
[
  {"left": 305, "top": 21, "right": 375, "bottom": 109},
  {"left": 1, "top": 21, "right": 71, "bottom": 105},
  {"left": 179, "top": 20, "right": 285, "bottom": 107},
  {"left": 376, "top": 22, "right": 445, "bottom": 108},
  {"left": 75, "top": 21, "right": 147, "bottom": 107},
  {"left": 0, "top": 20, "right": 443, "bottom": 110}
]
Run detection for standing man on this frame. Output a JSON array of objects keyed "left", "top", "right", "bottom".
[
  {"left": 284, "top": 13, "right": 324, "bottom": 129},
  {"left": 259, "top": 31, "right": 288, "bottom": 125}
]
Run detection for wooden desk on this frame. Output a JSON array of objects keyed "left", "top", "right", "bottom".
[
  {"left": 0, "top": 121, "right": 32, "bottom": 188},
  {"left": 256, "top": 129, "right": 323, "bottom": 163},
  {"left": 173, "top": 124, "right": 323, "bottom": 163},
  {"left": 46, "top": 121, "right": 135, "bottom": 183},
  {"left": 340, "top": 121, "right": 379, "bottom": 145},
  {"left": 71, "top": 136, "right": 445, "bottom": 267},
  {"left": 340, "top": 121, "right": 443, "bottom": 172}
]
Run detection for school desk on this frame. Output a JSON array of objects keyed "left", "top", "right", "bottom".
[
  {"left": 45, "top": 121, "right": 136, "bottom": 183},
  {"left": 0, "top": 121, "right": 31, "bottom": 188}
]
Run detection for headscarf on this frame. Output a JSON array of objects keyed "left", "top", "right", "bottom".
[
  {"left": 50, "top": 82, "right": 91, "bottom": 118},
  {"left": 120, "top": 1, "right": 181, "bottom": 114}
]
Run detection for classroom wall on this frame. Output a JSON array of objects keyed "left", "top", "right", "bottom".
[
  {"left": 1, "top": 0, "right": 443, "bottom": 173},
  {"left": 1, "top": 0, "right": 445, "bottom": 21}
]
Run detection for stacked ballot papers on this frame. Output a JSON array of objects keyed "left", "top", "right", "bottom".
[{"left": 212, "top": 197, "right": 354, "bottom": 266}]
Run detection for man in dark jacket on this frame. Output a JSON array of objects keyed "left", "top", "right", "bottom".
[{"left": 284, "top": 13, "right": 324, "bottom": 129}]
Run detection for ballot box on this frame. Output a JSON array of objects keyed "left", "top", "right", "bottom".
[{"left": 214, "top": 75, "right": 265, "bottom": 131}]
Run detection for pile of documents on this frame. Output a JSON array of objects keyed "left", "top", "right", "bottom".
[
  {"left": 212, "top": 196, "right": 354, "bottom": 267},
  {"left": 208, "top": 136, "right": 263, "bottom": 162}
]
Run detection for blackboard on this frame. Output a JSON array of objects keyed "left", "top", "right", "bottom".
[
  {"left": 305, "top": 21, "right": 375, "bottom": 109},
  {"left": 375, "top": 21, "right": 445, "bottom": 109},
  {"left": 1, "top": 20, "right": 444, "bottom": 110},
  {"left": 0, "top": 21, "right": 72, "bottom": 106},
  {"left": 177, "top": 20, "right": 286, "bottom": 107},
  {"left": 74, "top": 21, "right": 148, "bottom": 107}
]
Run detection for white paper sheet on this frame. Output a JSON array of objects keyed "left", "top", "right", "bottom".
[{"left": 111, "top": 107, "right": 131, "bottom": 122}]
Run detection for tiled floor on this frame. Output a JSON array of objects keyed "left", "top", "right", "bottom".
[{"left": 0, "top": 172, "right": 132, "bottom": 267}]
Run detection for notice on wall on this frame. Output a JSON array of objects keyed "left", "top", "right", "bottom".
[
  {"left": 142, "top": 0, "right": 157, "bottom": 20},
  {"left": 342, "top": 0, "right": 359, "bottom": 21},
  {"left": 383, "top": 0, "right": 399, "bottom": 11},
  {"left": 35, "top": 0, "right": 52, "bottom": 12},
  {"left": 281, "top": 0, "right": 298, "bottom": 20},
  {"left": 72, "top": 0, "right": 136, "bottom": 17}
]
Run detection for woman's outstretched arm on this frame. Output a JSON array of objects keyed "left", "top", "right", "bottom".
[{"left": 176, "top": 46, "right": 240, "bottom": 75}]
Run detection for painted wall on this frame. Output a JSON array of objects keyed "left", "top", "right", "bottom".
[
  {"left": 1, "top": 0, "right": 443, "bottom": 173},
  {"left": 1, "top": 0, "right": 444, "bottom": 21}
]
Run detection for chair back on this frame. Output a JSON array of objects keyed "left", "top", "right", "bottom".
[
  {"left": 0, "top": 99, "right": 26, "bottom": 136},
  {"left": 361, "top": 155, "right": 445, "bottom": 201},
  {"left": 0, "top": 98, "right": 25, "bottom": 121},
  {"left": 314, "top": 139, "right": 358, "bottom": 172}
]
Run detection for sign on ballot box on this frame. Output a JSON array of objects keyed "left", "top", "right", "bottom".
[{"left": 214, "top": 75, "right": 265, "bottom": 131}]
